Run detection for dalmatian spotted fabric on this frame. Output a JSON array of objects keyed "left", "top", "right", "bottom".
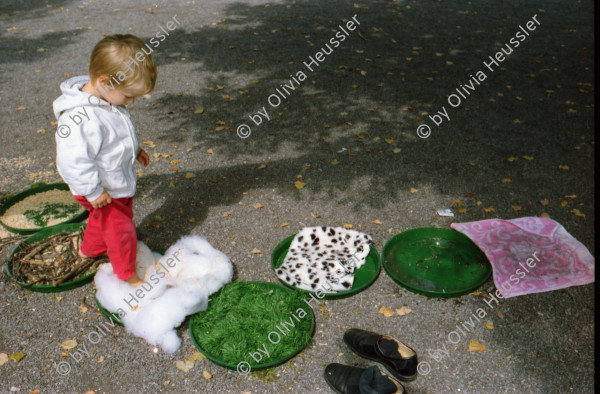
[{"left": 276, "top": 226, "right": 373, "bottom": 293}]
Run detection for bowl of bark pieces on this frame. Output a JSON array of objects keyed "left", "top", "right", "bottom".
[{"left": 5, "top": 223, "right": 107, "bottom": 292}]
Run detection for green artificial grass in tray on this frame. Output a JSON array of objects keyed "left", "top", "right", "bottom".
[{"left": 190, "top": 281, "right": 315, "bottom": 369}]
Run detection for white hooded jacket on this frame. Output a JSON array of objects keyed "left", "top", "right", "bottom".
[{"left": 53, "top": 76, "right": 140, "bottom": 202}]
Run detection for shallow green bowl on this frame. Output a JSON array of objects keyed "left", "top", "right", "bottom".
[
  {"left": 382, "top": 228, "right": 492, "bottom": 298},
  {"left": 271, "top": 234, "right": 381, "bottom": 300},
  {"left": 0, "top": 183, "right": 88, "bottom": 235},
  {"left": 5, "top": 222, "right": 95, "bottom": 293},
  {"left": 189, "top": 281, "right": 315, "bottom": 372}
]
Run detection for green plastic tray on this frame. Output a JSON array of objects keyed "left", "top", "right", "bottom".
[
  {"left": 271, "top": 234, "right": 381, "bottom": 300},
  {"left": 189, "top": 281, "right": 315, "bottom": 372},
  {"left": 94, "top": 249, "right": 166, "bottom": 326},
  {"left": 0, "top": 183, "right": 88, "bottom": 235},
  {"left": 382, "top": 228, "right": 492, "bottom": 298},
  {"left": 5, "top": 222, "right": 96, "bottom": 293}
]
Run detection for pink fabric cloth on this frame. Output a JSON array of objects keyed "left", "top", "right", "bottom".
[{"left": 451, "top": 217, "right": 594, "bottom": 298}]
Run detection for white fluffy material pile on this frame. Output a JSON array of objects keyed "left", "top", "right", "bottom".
[{"left": 94, "top": 235, "right": 233, "bottom": 353}]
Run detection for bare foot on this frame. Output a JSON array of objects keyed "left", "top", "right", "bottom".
[
  {"left": 79, "top": 249, "right": 107, "bottom": 259},
  {"left": 125, "top": 274, "right": 144, "bottom": 287}
]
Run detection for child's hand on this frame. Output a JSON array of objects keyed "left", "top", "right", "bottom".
[
  {"left": 91, "top": 190, "right": 112, "bottom": 208},
  {"left": 136, "top": 149, "right": 149, "bottom": 167}
]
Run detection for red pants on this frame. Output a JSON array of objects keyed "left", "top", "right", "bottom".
[{"left": 75, "top": 196, "right": 137, "bottom": 280}]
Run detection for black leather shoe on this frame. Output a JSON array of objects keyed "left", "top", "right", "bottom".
[
  {"left": 324, "top": 364, "right": 405, "bottom": 394},
  {"left": 343, "top": 329, "right": 418, "bottom": 382}
]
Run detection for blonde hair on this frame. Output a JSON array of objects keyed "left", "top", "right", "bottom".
[{"left": 89, "top": 34, "right": 157, "bottom": 95}]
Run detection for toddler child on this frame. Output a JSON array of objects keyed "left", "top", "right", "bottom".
[{"left": 53, "top": 34, "right": 157, "bottom": 287}]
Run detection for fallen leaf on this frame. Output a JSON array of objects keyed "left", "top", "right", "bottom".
[
  {"left": 558, "top": 165, "right": 569, "bottom": 170},
  {"left": 571, "top": 209, "right": 585, "bottom": 218},
  {"left": 78, "top": 305, "right": 88, "bottom": 313},
  {"left": 483, "top": 207, "right": 495, "bottom": 213},
  {"left": 60, "top": 340, "right": 77, "bottom": 351},
  {"left": 175, "top": 360, "right": 195, "bottom": 373},
  {"left": 458, "top": 208, "right": 467, "bottom": 213},
  {"left": 468, "top": 340, "right": 486, "bottom": 352},
  {"left": 202, "top": 370, "right": 213, "bottom": 380},
  {"left": 280, "top": 222, "right": 289, "bottom": 227},
  {"left": 342, "top": 223, "right": 353, "bottom": 229},
  {"left": 170, "top": 159, "right": 181, "bottom": 165},
  {"left": 409, "top": 188, "right": 418, "bottom": 193},
  {"left": 511, "top": 205, "right": 522, "bottom": 211},
  {"left": 564, "top": 195, "right": 576, "bottom": 199},
  {"left": 294, "top": 180, "right": 306, "bottom": 189},
  {"left": 97, "top": 356, "right": 104, "bottom": 363},
  {"left": 522, "top": 155, "right": 534, "bottom": 160},
  {"left": 384, "top": 137, "right": 394, "bottom": 144},
  {"left": 17, "top": 105, "right": 27, "bottom": 111},
  {"left": 187, "top": 352, "right": 206, "bottom": 363},
  {"left": 209, "top": 178, "right": 218, "bottom": 183},
  {"left": 540, "top": 212, "right": 550, "bottom": 218},
  {"left": 258, "top": 164, "right": 267, "bottom": 169},
  {"left": 467, "top": 160, "right": 475, "bottom": 166},
  {"left": 507, "top": 156, "right": 517, "bottom": 162},
  {"left": 464, "top": 192, "right": 474, "bottom": 197},
  {"left": 378, "top": 306, "right": 394, "bottom": 317},
  {"left": 154, "top": 215, "right": 165, "bottom": 222},
  {"left": 251, "top": 248, "right": 262, "bottom": 254},
  {"left": 185, "top": 172, "right": 196, "bottom": 179},
  {"left": 536, "top": 311, "right": 544, "bottom": 316},
  {"left": 54, "top": 296, "right": 63, "bottom": 301},
  {"left": 396, "top": 306, "right": 412, "bottom": 316},
  {"left": 194, "top": 108, "right": 204, "bottom": 114},
  {"left": 393, "top": 148, "right": 402, "bottom": 153},
  {"left": 253, "top": 203, "right": 264, "bottom": 209},
  {"left": 539, "top": 199, "right": 549, "bottom": 206},
  {"left": 310, "top": 212, "right": 320, "bottom": 218},
  {"left": 189, "top": 218, "right": 196, "bottom": 223},
  {"left": 501, "top": 178, "right": 511, "bottom": 184},
  {"left": 560, "top": 200, "right": 568, "bottom": 207},
  {"left": 206, "top": 148, "right": 214, "bottom": 154},
  {"left": 372, "top": 220, "right": 382, "bottom": 225},
  {"left": 144, "top": 141, "right": 156, "bottom": 148},
  {"left": 451, "top": 200, "right": 462, "bottom": 207},
  {"left": 0, "top": 353, "right": 8, "bottom": 366},
  {"left": 331, "top": 159, "right": 340, "bottom": 166},
  {"left": 9, "top": 352, "right": 25, "bottom": 362},
  {"left": 485, "top": 322, "right": 494, "bottom": 330},
  {"left": 223, "top": 211, "right": 232, "bottom": 217}
]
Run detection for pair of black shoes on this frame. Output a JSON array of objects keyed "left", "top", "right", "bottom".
[{"left": 324, "top": 329, "right": 418, "bottom": 394}]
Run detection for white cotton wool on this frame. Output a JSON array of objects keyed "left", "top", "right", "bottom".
[{"left": 94, "top": 235, "right": 233, "bottom": 354}]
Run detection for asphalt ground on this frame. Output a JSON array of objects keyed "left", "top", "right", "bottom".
[{"left": 0, "top": 0, "right": 595, "bottom": 393}]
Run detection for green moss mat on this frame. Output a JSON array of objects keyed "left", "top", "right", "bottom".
[
  {"left": 190, "top": 282, "right": 314, "bottom": 368},
  {"left": 23, "top": 203, "right": 83, "bottom": 227}
]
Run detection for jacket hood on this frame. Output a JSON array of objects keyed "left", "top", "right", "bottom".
[{"left": 53, "top": 75, "right": 110, "bottom": 120}]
